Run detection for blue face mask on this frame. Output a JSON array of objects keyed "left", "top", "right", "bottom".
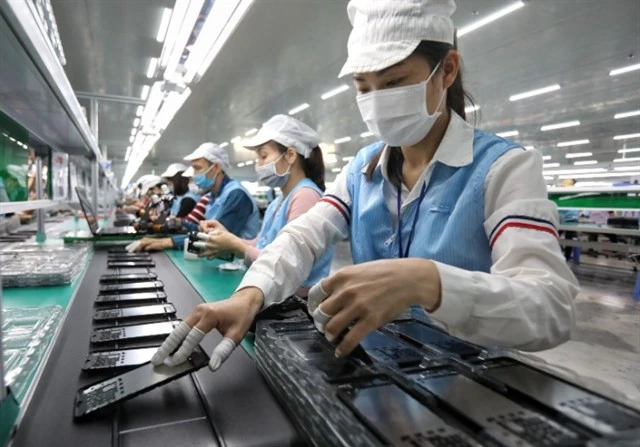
[{"left": 193, "top": 164, "right": 216, "bottom": 190}]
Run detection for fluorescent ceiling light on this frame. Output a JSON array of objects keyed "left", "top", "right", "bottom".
[
  {"left": 163, "top": 0, "right": 204, "bottom": 81},
  {"left": 543, "top": 168, "right": 607, "bottom": 175},
  {"left": 541, "top": 120, "right": 580, "bottom": 131},
  {"left": 237, "top": 162, "right": 245, "bottom": 167},
  {"left": 565, "top": 152, "right": 592, "bottom": 159},
  {"left": 613, "top": 157, "right": 640, "bottom": 163},
  {"left": 544, "top": 176, "right": 554, "bottom": 181},
  {"left": 542, "top": 155, "right": 552, "bottom": 161},
  {"left": 342, "top": 156, "right": 355, "bottom": 162},
  {"left": 325, "top": 153, "right": 338, "bottom": 164},
  {"left": 288, "top": 103, "right": 310, "bottom": 115},
  {"left": 321, "top": 85, "right": 349, "bottom": 100},
  {"left": 146, "top": 57, "right": 158, "bottom": 78},
  {"left": 457, "top": 1, "right": 525, "bottom": 37},
  {"left": 219, "top": 142, "right": 229, "bottom": 148},
  {"left": 465, "top": 105, "right": 480, "bottom": 113},
  {"left": 509, "top": 84, "right": 560, "bottom": 102},
  {"left": 133, "top": 117, "right": 140, "bottom": 127},
  {"left": 245, "top": 128, "right": 258, "bottom": 136},
  {"left": 557, "top": 139, "right": 589, "bottom": 147},
  {"left": 129, "top": 135, "right": 135, "bottom": 143},
  {"left": 613, "top": 133, "right": 640, "bottom": 140},
  {"left": 573, "top": 160, "right": 598, "bottom": 166},
  {"left": 543, "top": 163, "right": 560, "bottom": 168},
  {"left": 618, "top": 147, "right": 640, "bottom": 154},
  {"left": 334, "top": 136, "right": 352, "bottom": 144},
  {"left": 331, "top": 168, "right": 342, "bottom": 173},
  {"left": 245, "top": 160, "right": 254, "bottom": 165},
  {"left": 140, "top": 85, "right": 150, "bottom": 100},
  {"left": 614, "top": 110, "right": 640, "bottom": 119},
  {"left": 154, "top": 88, "right": 192, "bottom": 131},
  {"left": 559, "top": 172, "right": 640, "bottom": 179},
  {"left": 609, "top": 63, "right": 640, "bottom": 76},
  {"left": 524, "top": 145, "right": 534, "bottom": 150},
  {"left": 125, "top": 146, "right": 132, "bottom": 162},
  {"left": 184, "top": 0, "right": 255, "bottom": 83},
  {"left": 130, "top": 128, "right": 137, "bottom": 136},
  {"left": 135, "top": 105, "right": 144, "bottom": 117},
  {"left": 156, "top": 8, "right": 172, "bottom": 43},
  {"left": 230, "top": 136, "right": 241, "bottom": 143},
  {"left": 613, "top": 166, "right": 640, "bottom": 171},
  {"left": 140, "top": 82, "right": 164, "bottom": 128},
  {"left": 496, "top": 130, "right": 519, "bottom": 138},
  {"left": 360, "top": 131, "right": 374, "bottom": 138},
  {"left": 159, "top": 0, "right": 189, "bottom": 68}
]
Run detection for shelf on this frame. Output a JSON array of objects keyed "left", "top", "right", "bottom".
[
  {"left": 0, "top": 200, "right": 69, "bottom": 215},
  {"left": 0, "top": 2, "right": 117, "bottom": 192}
]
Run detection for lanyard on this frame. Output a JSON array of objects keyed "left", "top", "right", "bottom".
[{"left": 396, "top": 182, "right": 427, "bottom": 258}]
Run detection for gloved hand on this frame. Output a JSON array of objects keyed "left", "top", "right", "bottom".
[{"left": 151, "top": 288, "right": 264, "bottom": 371}]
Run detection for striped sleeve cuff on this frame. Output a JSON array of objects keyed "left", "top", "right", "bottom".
[{"left": 319, "top": 194, "right": 351, "bottom": 224}]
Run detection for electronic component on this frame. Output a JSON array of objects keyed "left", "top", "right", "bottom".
[
  {"left": 98, "top": 280, "right": 163, "bottom": 294},
  {"left": 82, "top": 347, "right": 158, "bottom": 370},
  {"left": 107, "top": 260, "right": 155, "bottom": 268},
  {"left": 99, "top": 273, "right": 158, "bottom": 283},
  {"left": 93, "top": 304, "right": 176, "bottom": 321},
  {"left": 90, "top": 321, "right": 179, "bottom": 344},
  {"left": 94, "top": 291, "right": 167, "bottom": 305},
  {"left": 74, "top": 346, "right": 208, "bottom": 418}
]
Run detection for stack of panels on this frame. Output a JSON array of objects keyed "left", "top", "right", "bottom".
[
  {"left": 2, "top": 305, "right": 64, "bottom": 397},
  {"left": 0, "top": 243, "right": 91, "bottom": 287},
  {"left": 255, "top": 315, "right": 640, "bottom": 447}
]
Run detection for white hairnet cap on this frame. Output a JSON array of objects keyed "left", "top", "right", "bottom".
[
  {"left": 183, "top": 142, "right": 230, "bottom": 172},
  {"left": 140, "top": 175, "right": 162, "bottom": 195},
  {"left": 160, "top": 163, "right": 188, "bottom": 178},
  {"left": 241, "top": 115, "right": 321, "bottom": 158},
  {"left": 339, "top": 0, "right": 456, "bottom": 77}
]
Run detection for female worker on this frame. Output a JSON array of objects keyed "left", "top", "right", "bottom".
[
  {"left": 151, "top": 0, "right": 579, "bottom": 372},
  {"left": 199, "top": 115, "right": 333, "bottom": 297},
  {"left": 160, "top": 163, "right": 200, "bottom": 218}
]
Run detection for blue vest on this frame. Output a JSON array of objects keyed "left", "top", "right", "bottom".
[
  {"left": 170, "top": 191, "right": 200, "bottom": 216},
  {"left": 204, "top": 179, "right": 260, "bottom": 239},
  {"left": 347, "top": 131, "right": 520, "bottom": 271},
  {"left": 257, "top": 178, "right": 333, "bottom": 288}
]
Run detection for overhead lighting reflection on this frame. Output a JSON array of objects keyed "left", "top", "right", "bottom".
[
  {"left": 609, "top": 63, "right": 640, "bottom": 76},
  {"left": 321, "top": 85, "right": 349, "bottom": 100},
  {"left": 496, "top": 130, "right": 519, "bottom": 138},
  {"left": 557, "top": 139, "right": 589, "bottom": 147},
  {"left": 614, "top": 110, "right": 640, "bottom": 119},
  {"left": 457, "top": 1, "right": 525, "bottom": 37},
  {"left": 541, "top": 120, "right": 580, "bottom": 131},
  {"left": 509, "top": 84, "right": 560, "bottom": 102},
  {"left": 288, "top": 103, "right": 310, "bottom": 115},
  {"left": 334, "top": 136, "right": 352, "bottom": 144}
]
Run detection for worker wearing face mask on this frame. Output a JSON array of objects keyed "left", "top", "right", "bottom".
[
  {"left": 135, "top": 143, "right": 259, "bottom": 252},
  {"left": 151, "top": 0, "right": 579, "bottom": 372},
  {"left": 198, "top": 115, "right": 333, "bottom": 297},
  {"left": 160, "top": 163, "right": 200, "bottom": 218}
]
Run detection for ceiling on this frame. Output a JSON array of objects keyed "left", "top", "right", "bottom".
[{"left": 51, "top": 0, "right": 640, "bottom": 185}]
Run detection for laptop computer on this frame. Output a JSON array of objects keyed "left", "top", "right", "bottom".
[{"left": 76, "top": 187, "right": 137, "bottom": 236}]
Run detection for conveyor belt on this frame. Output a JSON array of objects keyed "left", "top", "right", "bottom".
[{"left": 10, "top": 250, "right": 303, "bottom": 447}]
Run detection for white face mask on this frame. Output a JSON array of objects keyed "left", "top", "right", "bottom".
[
  {"left": 188, "top": 183, "right": 200, "bottom": 194},
  {"left": 356, "top": 61, "right": 445, "bottom": 147},
  {"left": 255, "top": 153, "right": 290, "bottom": 189}
]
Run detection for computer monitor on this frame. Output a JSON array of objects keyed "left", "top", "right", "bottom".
[{"left": 75, "top": 187, "right": 98, "bottom": 234}]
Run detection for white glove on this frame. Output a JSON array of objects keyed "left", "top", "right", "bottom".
[
  {"left": 308, "top": 281, "right": 332, "bottom": 334},
  {"left": 126, "top": 241, "right": 141, "bottom": 253},
  {"left": 151, "top": 321, "right": 237, "bottom": 371}
]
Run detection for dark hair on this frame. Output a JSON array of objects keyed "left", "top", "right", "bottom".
[
  {"left": 365, "top": 37, "right": 475, "bottom": 185},
  {"left": 170, "top": 172, "right": 190, "bottom": 195},
  {"left": 274, "top": 142, "right": 326, "bottom": 191}
]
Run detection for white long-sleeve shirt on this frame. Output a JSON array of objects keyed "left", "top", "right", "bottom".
[{"left": 237, "top": 113, "right": 579, "bottom": 351}]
